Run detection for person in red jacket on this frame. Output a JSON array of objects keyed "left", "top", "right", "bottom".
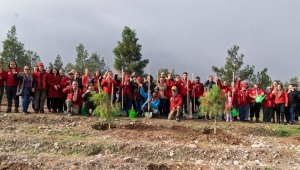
[
  {"left": 262, "top": 86, "right": 275, "bottom": 123},
  {"left": 166, "top": 73, "right": 176, "bottom": 115},
  {"left": 0, "top": 61, "right": 6, "bottom": 112},
  {"left": 175, "top": 72, "right": 192, "bottom": 116},
  {"left": 47, "top": 68, "right": 62, "bottom": 113},
  {"left": 191, "top": 76, "right": 204, "bottom": 114},
  {"left": 60, "top": 71, "right": 75, "bottom": 113},
  {"left": 248, "top": 82, "right": 265, "bottom": 122},
  {"left": 119, "top": 73, "right": 133, "bottom": 116},
  {"left": 3, "top": 61, "right": 21, "bottom": 113},
  {"left": 237, "top": 83, "right": 249, "bottom": 121},
  {"left": 63, "top": 81, "right": 83, "bottom": 116},
  {"left": 32, "top": 62, "right": 50, "bottom": 113},
  {"left": 81, "top": 68, "right": 91, "bottom": 92},
  {"left": 90, "top": 70, "right": 103, "bottom": 93},
  {"left": 164, "top": 86, "right": 183, "bottom": 121},
  {"left": 274, "top": 84, "right": 288, "bottom": 124},
  {"left": 101, "top": 70, "right": 117, "bottom": 95}
]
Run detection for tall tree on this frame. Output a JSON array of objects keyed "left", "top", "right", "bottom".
[
  {"left": 212, "top": 45, "right": 255, "bottom": 85},
  {"left": 53, "top": 55, "right": 63, "bottom": 70},
  {"left": 249, "top": 68, "right": 272, "bottom": 89},
  {"left": 48, "top": 62, "right": 54, "bottom": 69},
  {"left": 74, "top": 44, "right": 89, "bottom": 74},
  {"left": 0, "top": 25, "right": 26, "bottom": 69},
  {"left": 283, "top": 77, "right": 300, "bottom": 90},
  {"left": 113, "top": 26, "right": 149, "bottom": 75},
  {"left": 64, "top": 62, "right": 75, "bottom": 73},
  {"left": 86, "top": 52, "right": 109, "bottom": 75},
  {"left": 25, "top": 50, "right": 40, "bottom": 68}
]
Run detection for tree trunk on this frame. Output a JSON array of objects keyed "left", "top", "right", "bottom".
[{"left": 214, "top": 117, "right": 217, "bottom": 135}]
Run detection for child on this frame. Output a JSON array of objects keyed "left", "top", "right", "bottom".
[
  {"left": 225, "top": 91, "right": 235, "bottom": 122},
  {"left": 82, "top": 83, "right": 96, "bottom": 116}
]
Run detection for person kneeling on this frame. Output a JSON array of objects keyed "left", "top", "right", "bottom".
[
  {"left": 63, "top": 81, "right": 83, "bottom": 116},
  {"left": 138, "top": 83, "right": 160, "bottom": 118},
  {"left": 164, "top": 86, "right": 183, "bottom": 121},
  {"left": 82, "top": 83, "right": 96, "bottom": 116}
]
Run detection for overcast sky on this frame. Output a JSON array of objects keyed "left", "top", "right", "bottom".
[{"left": 0, "top": 0, "right": 299, "bottom": 82}]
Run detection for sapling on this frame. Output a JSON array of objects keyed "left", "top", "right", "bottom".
[{"left": 199, "top": 85, "right": 226, "bottom": 135}]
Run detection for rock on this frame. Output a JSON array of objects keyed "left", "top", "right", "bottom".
[
  {"left": 234, "top": 161, "right": 240, "bottom": 165},
  {"left": 0, "top": 148, "right": 8, "bottom": 153},
  {"left": 54, "top": 142, "right": 59, "bottom": 149},
  {"left": 32, "top": 143, "right": 40, "bottom": 149},
  {"left": 96, "top": 154, "right": 103, "bottom": 158},
  {"left": 69, "top": 165, "right": 77, "bottom": 170},
  {"left": 195, "top": 159, "right": 205, "bottom": 164},
  {"left": 254, "top": 160, "right": 260, "bottom": 165},
  {"left": 105, "top": 150, "right": 111, "bottom": 155},
  {"left": 71, "top": 122, "right": 77, "bottom": 127},
  {"left": 187, "top": 144, "right": 197, "bottom": 148},
  {"left": 123, "top": 157, "right": 135, "bottom": 163},
  {"left": 170, "top": 151, "right": 174, "bottom": 157},
  {"left": 5, "top": 125, "right": 15, "bottom": 131}
]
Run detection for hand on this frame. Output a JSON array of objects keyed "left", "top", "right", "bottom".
[
  {"left": 131, "top": 72, "right": 135, "bottom": 76},
  {"left": 138, "top": 82, "right": 143, "bottom": 87},
  {"left": 32, "top": 88, "right": 35, "bottom": 92},
  {"left": 74, "top": 105, "right": 79, "bottom": 108},
  {"left": 57, "top": 85, "right": 60, "bottom": 88},
  {"left": 54, "top": 85, "right": 58, "bottom": 90},
  {"left": 86, "top": 89, "right": 90, "bottom": 93}
]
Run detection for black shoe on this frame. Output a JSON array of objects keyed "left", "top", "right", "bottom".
[
  {"left": 5, "top": 108, "right": 11, "bottom": 113},
  {"left": 14, "top": 109, "right": 19, "bottom": 113},
  {"left": 34, "top": 109, "right": 39, "bottom": 113},
  {"left": 40, "top": 110, "right": 44, "bottom": 113}
]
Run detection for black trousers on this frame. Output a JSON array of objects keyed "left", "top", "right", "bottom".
[
  {"left": 50, "top": 98, "right": 60, "bottom": 112},
  {"left": 250, "top": 102, "right": 261, "bottom": 118},
  {"left": 5, "top": 86, "right": 19, "bottom": 108},
  {"left": 182, "top": 95, "right": 190, "bottom": 114},
  {"left": 62, "top": 93, "right": 68, "bottom": 111},
  {"left": 191, "top": 97, "right": 200, "bottom": 113},
  {"left": 275, "top": 103, "right": 285, "bottom": 123}
]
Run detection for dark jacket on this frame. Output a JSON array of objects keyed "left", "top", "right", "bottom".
[
  {"left": 14, "top": 72, "right": 35, "bottom": 96},
  {"left": 288, "top": 89, "right": 299, "bottom": 108},
  {"left": 204, "top": 80, "right": 216, "bottom": 90},
  {"left": 75, "top": 77, "right": 83, "bottom": 90}
]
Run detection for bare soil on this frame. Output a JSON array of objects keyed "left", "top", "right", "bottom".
[{"left": 1, "top": 105, "right": 300, "bottom": 170}]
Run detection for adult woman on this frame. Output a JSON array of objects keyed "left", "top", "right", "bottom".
[
  {"left": 13, "top": 65, "right": 35, "bottom": 114},
  {"left": 81, "top": 68, "right": 91, "bottom": 92},
  {"left": 74, "top": 71, "right": 83, "bottom": 90},
  {"left": 90, "top": 70, "right": 103, "bottom": 92},
  {"left": 3, "top": 61, "right": 21, "bottom": 113},
  {"left": 262, "top": 86, "right": 274, "bottom": 123},
  {"left": 46, "top": 67, "right": 52, "bottom": 112},
  {"left": 274, "top": 84, "right": 288, "bottom": 124},
  {"left": 47, "top": 68, "right": 62, "bottom": 113},
  {"left": 0, "top": 61, "right": 6, "bottom": 111}
]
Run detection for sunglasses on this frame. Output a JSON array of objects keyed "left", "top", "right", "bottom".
[{"left": 24, "top": 69, "right": 30, "bottom": 70}]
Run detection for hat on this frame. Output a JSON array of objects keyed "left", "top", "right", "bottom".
[
  {"left": 37, "top": 62, "right": 44, "bottom": 67},
  {"left": 242, "top": 82, "right": 248, "bottom": 86},
  {"left": 68, "top": 71, "right": 74, "bottom": 75},
  {"left": 136, "top": 76, "right": 142, "bottom": 82},
  {"left": 171, "top": 86, "right": 177, "bottom": 91}
]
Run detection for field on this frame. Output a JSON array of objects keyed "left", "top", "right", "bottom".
[{"left": 1, "top": 105, "right": 300, "bottom": 170}]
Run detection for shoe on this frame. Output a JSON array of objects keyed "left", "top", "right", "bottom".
[
  {"left": 14, "top": 109, "right": 19, "bottom": 113},
  {"left": 40, "top": 110, "right": 44, "bottom": 113},
  {"left": 64, "top": 110, "right": 68, "bottom": 114},
  {"left": 250, "top": 117, "right": 254, "bottom": 122},
  {"left": 5, "top": 108, "right": 11, "bottom": 113},
  {"left": 48, "top": 109, "right": 51, "bottom": 113},
  {"left": 34, "top": 109, "right": 39, "bottom": 113},
  {"left": 67, "top": 110, "right": 72, "bottom": 116},
  {"left": 175, "top": 117, "right": 180, "bottom": 121},
  {"left": 22, "top": 112, "right": 27, "bottom": 115}
]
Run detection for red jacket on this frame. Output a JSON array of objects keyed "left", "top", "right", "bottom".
[
  {"left": 176, "top": 79, "right": 192, "bottom": 96},
  {"left": 0, "top": 68, "right": 6, "bottom": 85},
  {"left": 119, "top": 81, "right": 133, "bottom": 100},
  {"left": 101, "top": 78, "right": 117, "bottom": 94},
  {"left": 164, "top": 91, "right": 183, "bottom": 110},
  {"left": 262, "top": 93, "right": 274, "bottom": 107},
  {"left": 248, "top": 87, "right": 265, "bottom": 103},
  {"left": 81, "top": 75, "right": 90, "bottom": 92},
  {"left": 33, "top": 70, "right": 50, "bottom": 90},
  {"left": 60, "top": 77, "right": 74, "bottom": 93},
  {"left": 192, "top": 82, "right": 204, "bottom": 98},
  {"left": 166, "top": 79, "right": 176, "bottom": 93},
  {"left": 274, "top": 90, "right": 288, "bottom": 106},
  {"left": 237, "top": 90, "right": 249, "bottom": 106},
  {"left": 216, "top": 79, "right": 231, "bottom": 94},
  {"left": 3, "top": 69, "right": 21, "bottom": 86},
  {"left": 47, "top": 74, "right": 62, "bottom": 98},
  {"left": 63, "top": 87, "right": 83, "bottom": 106}
]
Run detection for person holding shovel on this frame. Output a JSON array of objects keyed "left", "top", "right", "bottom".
[{"left": 138, "top": 82, "right": 160, "bottom": 118}]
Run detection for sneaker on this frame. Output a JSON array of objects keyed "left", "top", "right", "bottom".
[
  {"left": 64, "top": 110, "right": 68, "bottom": 114},
  {"left": 67, "top": 110, "right": 72, "bottom": 116},
  {"left": 176, "top": 117, "right": 180, "bottom": 121},
  {"left": 22, "top": 112, "right": 27, "bottom": 115},
  {"left": 5, "top": 108, "right": 11, "bottom": 113}
]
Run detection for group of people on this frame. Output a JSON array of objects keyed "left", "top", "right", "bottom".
[{"left": 0, "top": 60, "right": 299, "bottom": 124}]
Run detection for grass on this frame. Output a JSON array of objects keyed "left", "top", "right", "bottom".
[{"left": 245, "top": 124, "right": 300, "bottom": 137}]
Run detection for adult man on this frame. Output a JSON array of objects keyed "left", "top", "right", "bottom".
[
  {"left": 33, "top": 62, "right": 50, "bottom": 113},
  {"left": 204, "top": 75, "right": 216, "bottom": 90},
  {"left": 176, "top": 72, "right": 192, "bottom": 115},
  {"left": 63, "top": 81, "right": 83, "bottom": 116},
  {"left": 164, "top": 86, "right": 183, "bottom": 121},
  {"left": 288, "top": 84, "right": 299, "bottom": 124},
  {"left": 248, "top": 82, "right": 264, "bottom": 122},
  {"left": 191, "top": 76, "right": 204, "bottom": 114},
  {"left": 60, "top": 71, "right": 74, "bottom": 113}
]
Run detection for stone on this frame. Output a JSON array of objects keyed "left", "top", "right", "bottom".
[
  {"left": 54, "top": 142, "right": 59, "bottom": 149},
  {"left": 187, "top": 144, "right": 197, "bottom": 148},
  {"left": 254, "top": 160, "right": 260, "bottom": 165},
  {"left": 195, "top": 159, "right": 205, "bottom": 164},
  {"left": 96, "top": 154, "right": 103, "bottom": 158},
  {"left": 234, "top": 161, "right": 240, "bottom": 165},
  {"left": 69, "top": 165, "right": 77, "bottom": 170},
  {"left": 243, "top": 154, "right": 249, "bottom": 160},
  {"left": 123, "top": 157, "right": 135, "bottom": 163},
  {"left": 170, "top": 151, "right": 174, "bottom": 157},
  {"left": 32, "top": 143, "right": 40, "bottom": 149}
]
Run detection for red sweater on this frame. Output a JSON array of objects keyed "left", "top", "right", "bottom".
[
  {"left": 119, "top": 81, "right": 133, "bottom": 100},
  {"left": 62, "top": 87, "right": 83, "bottom": 106},
  {"left": 81, "top": 75, "right": 90, "bottom": 92},
  {"left": 176, "top": 79, "right": 192, "bottom": 96},
  {"left": 166, "top": 79, "right": 176, "bottom": 93},
  {"left": 4, "top": 69, "right": 21, "bottom": 86},
  {"left": 248, "top": 87, "right": 265, "bottom": 103},
  {"left": 237, "top": 90, "right": 249, "bottom": 106},
  {"left": 33, "top": 70, "right": 50, "bottom": 90},
  {"left": 47, "top": 74, "right": 62, "bottom": 98},
  {"left": 262, "top": 93, "right": 275, "bottom": 107},
  {"left": 164, "top": 91, "right": 183, "bottom": 110},
  {"left": 101, "top": 78, "right": 117, "bottom": 94},
  {"left": 274, "top": 90, "right": 288, "bottom": 106},
  {"left": 192, "top": 82, "right": 204, "bottom": 98},
  {"left": 0, "top": 68, "right": 6, "bottom": 85}
]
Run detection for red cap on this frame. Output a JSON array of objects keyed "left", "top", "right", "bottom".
[
  {"left": 136, "top": 76, "right": 142, "bottom": 82},
  {"left": 38, "top": 62, "right": 44, "bottom": 67}
]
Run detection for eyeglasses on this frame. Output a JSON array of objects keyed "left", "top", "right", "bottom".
[{"left": 25, "top": 69, "right": 30, "bottom": 70}]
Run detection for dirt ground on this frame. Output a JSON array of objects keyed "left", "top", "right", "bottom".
[{"left": 1, "top": 105, "right": 300, "bottom": 170}]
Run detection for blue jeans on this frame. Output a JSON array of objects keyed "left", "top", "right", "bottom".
[
  {"left": 239, "top": 105, "right": 247, "bottom": 121},
  {"left": 289, "top": 107, "right": 295, "bottom": 123},
  {"left": 135, "top": 99, "right": 143, "bottom": 116},
  {"left": 22, "top": 88, "right": 31, "bottom": 112},
  {"left": 123, "top": 95, "right": 132, "bottom": 116}
]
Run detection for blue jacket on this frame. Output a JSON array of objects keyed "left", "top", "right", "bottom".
[{"left": 140, "top": 87, "right": 160, "bottom": 109}]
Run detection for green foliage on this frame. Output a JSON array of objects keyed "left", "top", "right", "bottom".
[
  {"left": 25, "top": 50, "right": 41, "bottom": 68},
  {"left": 86, "top": 52, "right": 109, "bottom": 75},
  {"left": 282, "top": 77, "right": 300, "bottom": 90},
  {"left": 212, "top": 45, "right": 255, "bottom": 84},
  {"left": 249, "top": 68, "right": 272, "bottom": 89},
  {"left": 64, "top": 62, "right": 75, "bottom": 73},
  {"left": 199, "top": 85, "right": 226, "bottom": 118},
  {"left": 48, "top": 62, "right": 54, "bottom": 69},
  {"left": 90, "top": 89, "right": 120, "bottom": 123},
  {"left": 53, "top": 55, "right": 63, "bottom": 70},
  {"left": 113, "top": 26, "right": 149, "bottom": 75},
  {"left": 74, "top": 44, "right": 89, "bottom": 74},
  {"left": 0, "top": 26, "right": 26, "bottom": 69},
  {"left": 158, "top": 68, "right": 177, "bottom": 77}
]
